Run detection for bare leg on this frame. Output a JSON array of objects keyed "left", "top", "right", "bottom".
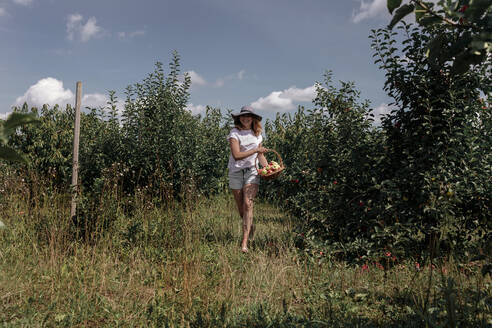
[
  {"left": 241, "top": 184, "right": 259, "bottom": 251},
  {"left": 231, "top": 189, "right": 244, "bottom": 219}
]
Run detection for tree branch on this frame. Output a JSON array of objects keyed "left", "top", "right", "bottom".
[{"left": 412, "top": 0, "right": 478, "bottom": 30}]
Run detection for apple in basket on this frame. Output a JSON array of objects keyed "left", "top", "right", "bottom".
[{"left": 258, "top": 168, "right": 268, "bottom": 176}]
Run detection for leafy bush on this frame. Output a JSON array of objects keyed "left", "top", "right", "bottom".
[
  {"left": 3, "top": 35, "right": 489, "bottom": 261},
  {"left": 5, "top": 53, "right": 232, "bottom": 238},
  {"left": 8, "top": 53, "right": 231, "bottom": 202},
  {"left": 260, "top": 22, "right": 491, "bottom": 260},
  {"left": 372, "top": 22, "right": 491, "bottom": 256},
  {"left": 119, "top": 55, "right": 230, "bottom": 197},
  {"left": 261, "top": 73, "right": 387, "bottom": 258}
]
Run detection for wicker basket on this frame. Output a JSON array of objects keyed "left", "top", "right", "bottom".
[{"left": 255, "top": 149, "right": 285, "bottom": 180}]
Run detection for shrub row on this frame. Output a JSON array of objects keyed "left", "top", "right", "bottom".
[
  {"left": 260, "top": 23, "right": 491, "bottom": 260},
  {"left": 3, "top": 25, "right": 491, "bottom": 259}
]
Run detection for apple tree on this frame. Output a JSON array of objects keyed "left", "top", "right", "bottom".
[
  {"left": 0, "top": 112, "right": 38, "bottom": 228},
  {"left": 387, "top": 0, "right": 492, "bottom": 74},
  {"left": 262, "top": 73, "right": 386, "bottom": 258}
]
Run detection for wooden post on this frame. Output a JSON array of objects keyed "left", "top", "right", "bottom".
[{"left": 71, "top": 81, "right": 82, "bottom": 218}]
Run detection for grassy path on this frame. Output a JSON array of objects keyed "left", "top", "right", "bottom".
[{"left": 0, "top": 194, "right": 490, "bottom": 327}]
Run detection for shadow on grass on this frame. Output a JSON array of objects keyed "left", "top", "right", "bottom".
[
  {"left": 248, "top": 232, "right": 293, "bottom": 256},
  {"left": 144, "top": 300, "right": 449, "bottom": 328},
  {"left": 254, "top": 214, "right": 287, "bottom": 224}
]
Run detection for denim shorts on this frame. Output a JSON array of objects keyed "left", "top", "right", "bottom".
[{"left": 228, "top": 167, "right": 260, "bottom": 189}]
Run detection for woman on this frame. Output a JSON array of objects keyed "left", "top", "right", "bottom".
[{"left": 227, "top": 105, "right": 268, "bottom": 253}]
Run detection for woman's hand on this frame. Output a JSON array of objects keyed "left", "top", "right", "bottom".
[{"left": 256, "top": 146, "right": 268, "bottom": 154}]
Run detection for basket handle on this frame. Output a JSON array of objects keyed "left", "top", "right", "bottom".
[{"left": 255, "top": 148, "right": 284, "bottom": 169}]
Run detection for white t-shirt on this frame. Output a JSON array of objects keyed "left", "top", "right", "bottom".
[{"left": 227, "top": 128, "right": 263, "bottom": 172}]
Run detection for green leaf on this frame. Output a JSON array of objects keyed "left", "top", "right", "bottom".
[
  {"left": 426, "top": 34, "right": 448, "bottom": 67},
  {"left": 418, "top": 15, "right": 443, "bottom": 26},
  {"left": 471, "top": 254, "right": 487, "bottom": 261},
  {"left": 0, "top": 145, "right": 27, "bottom": 163},
  {"left": 448, "top": 33, "right": 474, "bottom": 57},
  {"left": 1, "top": 112, "right": 39, "bottom": 141},
  {"left": 415, "top": 3, "right": 426, "bottom": 21},
  {"left": 478, "top": 32, "right": 492, "bottom": 40},
  {"left": 354, "top": 293, "right": 368, "bottom": 301},
  {"left": 387, "top": 0, "right": 403, "bottom": 14},
  {"left": 470, "top": 40, "right": 487, "bottom": 50},
  {"left": 482, "top": 263, "right": 492, "bottom": 277},
  {"left": 388, "top": 4, "right": 415, "bottom": 29},
  {"left": 452, "top": 50, "right": 486, "bottom": 74},
  {"left": 466, "top": 0, "right": 492, "bottom": 21}
]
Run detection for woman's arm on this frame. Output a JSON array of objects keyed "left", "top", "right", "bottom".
[
  {"left": 229, "top": 138, "right": 267, "bottom": 161},
  {"left": 257, "top": 143, "right": 268, "bottom": 167}
]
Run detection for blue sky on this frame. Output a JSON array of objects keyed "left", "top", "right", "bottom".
[{"left": 0, "top": 0, "right": 401, "bottom": 121}]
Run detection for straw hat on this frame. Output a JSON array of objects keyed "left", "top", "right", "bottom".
[{"left": 231, "top": 105, "right": 262, "bottom": 121}]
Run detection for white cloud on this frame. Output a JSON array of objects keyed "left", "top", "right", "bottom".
[
  {"left": 185, "top": 70, "right": 246, "bottom": 88},
  {"left": 12, "top": 0, "right": 33, "bottom": 5},
  {"left": 0, "top": 8, "right": 6, "bottom": 16},
  {"left": 80, "top": 17, "right": 102, "bottom": 42},
  {"left": 66, "top": 14, "right": 103, "bottom": 42},
  {"left": 187, "top": 70, "right": 207, "bottom": 86},
  {"left": 352, "top": 0, "right": 439, "bottom": 23},
  {"left": 82, "top": 93, "right": 108, "bottom": 108},
  {"left": 372, "top": 102, "right": 396, "bottom": 125},
  {"left": 129, "top": 30, "right": 145, "bottom": 37},
  {"left": 66, "top": 14, "right": 83, "bottom": 40},
  {"left": 220, "top": 70, "right": 246, "bottom": 86},
  {"left": 282, "top": 85, "right": 317, "bottom": 102},
  {"left": 212, "top": 69, "right": 246, "bottom": 87},
  {"left": 14, "top": 78, "right": 110, "bottom": 110},
  {"left": 186, "top": 103, "right": 207, "bottom": 115},
  {"left": 118, "top": 30, "right": 146, "bottom": 39},
  {"left": 15, "top": 77, "right": 74, "bottom": 108},
  {"left": 214, "top": 78, "right": 225, "bottom": 88},
  {"left": 252, "top": 91, "right": 294, "bottom": 111},
  {"left": 352, "top": 0, "right": 389, "bottom": 23},
  {"left": 251, "top": 85, "right": 316, "bottom": 111}
]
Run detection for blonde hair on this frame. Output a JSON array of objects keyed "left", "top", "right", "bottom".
[{"left": 234, "top": 116, "right": 262, "bottom": 137}]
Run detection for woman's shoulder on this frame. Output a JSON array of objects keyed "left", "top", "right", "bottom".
[
  {"left": 229, "top": 127, "right": 258, "bottom": 137},
  {"left": 227, "top": 127, "right": 240, "bottom": 140},
  {"left": 228, "top": 127, "right": 239, "bottom": 136},
  {"left": 230, "top": 127, "right": 252, "bottom": 135}
]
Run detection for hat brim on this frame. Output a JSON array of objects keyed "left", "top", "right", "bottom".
[{"left": 231, "top": 112, "right": 262, "bottom": 121}]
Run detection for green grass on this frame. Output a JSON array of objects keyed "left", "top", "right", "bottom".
[{"left": 0, "top": 192, "right": 490, "bottom": 327}]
